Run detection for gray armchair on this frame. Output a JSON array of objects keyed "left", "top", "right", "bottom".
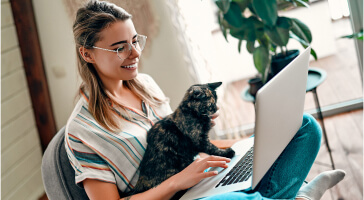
[{"left": 41, "top": 127, "right": 89, "bottom": 200}]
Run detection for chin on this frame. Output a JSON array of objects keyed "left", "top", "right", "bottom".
[{"left": 124, "top": 70, "right": 138, "bottom": 80}]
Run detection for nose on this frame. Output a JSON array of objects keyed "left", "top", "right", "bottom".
[{"left": 128, "top": 44, "right": 141, "bottom": 59}]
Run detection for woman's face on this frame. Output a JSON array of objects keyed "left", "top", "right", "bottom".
[{"left": 88, "top": 19, "right": 140, "bottom": 82}]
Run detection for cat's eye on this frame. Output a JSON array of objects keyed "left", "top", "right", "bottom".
[{"left": 193, "top": 91, "right": 206, "bottom": 98}]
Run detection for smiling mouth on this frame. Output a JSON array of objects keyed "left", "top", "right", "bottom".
[{"left": 121, "top": 63, "right": 137, "bottom": 69}]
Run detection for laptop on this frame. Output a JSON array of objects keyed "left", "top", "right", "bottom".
[{"left": 180, "top": 47, "right": 311, "bottom": 200}]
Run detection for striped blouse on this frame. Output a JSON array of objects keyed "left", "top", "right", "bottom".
[{"left": 65, "top": 73, "right": 173, "bottom": 194}]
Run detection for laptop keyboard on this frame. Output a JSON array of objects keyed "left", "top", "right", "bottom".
[{"left": 215, "top": 147, "right": 254, "bottom": 188}]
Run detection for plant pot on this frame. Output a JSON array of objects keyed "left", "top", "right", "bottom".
[
  {"left": 248, "top": 77, "right": 263, "bottom": 97},
  {"left": 268, "top": 49, "right": 300, "bottom": 81}
]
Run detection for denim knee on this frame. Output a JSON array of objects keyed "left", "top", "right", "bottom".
[{"left": 300, "top": 113, "right": 322, "bottom": 149}]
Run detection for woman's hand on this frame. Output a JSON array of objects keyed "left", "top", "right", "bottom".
[
  {"left": 210, "top": 106, "right": 220, "bottom": 127},
  {"left": 170, "top": 155, "right": 231, "bottom": 191}
]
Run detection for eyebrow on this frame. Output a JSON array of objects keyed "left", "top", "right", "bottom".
[{"left": 110, "top": 34, "right": 138, "bottom": 47}]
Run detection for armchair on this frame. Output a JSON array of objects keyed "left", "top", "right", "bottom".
[{"left": 41, "top": 127, "right": 239, "bottom": 199}]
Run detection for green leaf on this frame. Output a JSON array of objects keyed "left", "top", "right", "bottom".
[
  {"left": 290, "top": 32, "right": 318, "bottom": 60},
  {"left": 215, "top": 0, "right": 231, "bottom": 14},
  {"left": 340, "top": 30, "right": 363, "bottom": 40},
  {"left": 277, "top": 1, "right": 294, "bottom": 10},
  {"left": 249, "top": 16, "right": 265, "bottom": 40},
  {"left": 229, "top": 16, "right": 264, "bottom": 42},
  {"left": 294, "top": 0, "right": 309, "bottom": 7},
  {"left": 247, "top": 3, "right": 257, "bottom": 15},
  {"left": 223, "top": 2, "right": 245, "bottom": 27},
  {"left": 218, "top": 12, "right": 229, "bottom": 42},
  {"left": 252, "top": 0, "right": 278, "bottom": 27},
  {"left": 230, "top": 26, "right": 248, "bottom": 40},
  {"left": 310, "top": 48, "right": 318, "bottom": 60},
  {"left": 258, "top": 35, "right": 270, "bottom": 48},
  {"left": 253, "top": 46, "right": 271, "bottom": 82},
  {"left": 238, "top": 40, "right": 243, "bottom": 53},
  {"left": 291, "top": 18, "right": 312, "bottom": 43},
  {"left": 265, "top": 17, "right": 292, "bottom": 46},
  {"left": 233, "top": 0, "right": 250, "bottom": 12},
  {"left": 246, "top": 40, "right": 255, "bottom": 53}
]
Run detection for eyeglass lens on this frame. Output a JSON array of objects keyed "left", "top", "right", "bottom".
[{"left": 117, "top": 35, "right": 147, "bottom": 60}]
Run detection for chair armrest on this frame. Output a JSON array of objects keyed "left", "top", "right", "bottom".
[{"left": 210, "top": 139, "right": 241, "bottom": 149}]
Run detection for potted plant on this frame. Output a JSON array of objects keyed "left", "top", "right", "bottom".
[
  {"left": 214, "top": 0, "right": 318, "bottom": 96},
  {"left": 340, "top": 29, "right": 363, "bottom": 40}
]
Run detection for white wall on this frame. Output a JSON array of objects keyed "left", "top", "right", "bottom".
[
  {"left": 32, "top": 0, "right": 80, "bottom": 129},
  {"left": 280, "top": 0, "right": 336, "bottom": 59},
  {"left": 1, "top": 0, "right": 45, "bottom": 199}
]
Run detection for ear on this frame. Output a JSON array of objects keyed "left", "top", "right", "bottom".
[
  {"left": 208, "top": 82, "right": 222, "bottom": 90},
  {"left": 79, "top": 47, "right": 96, "bottom": 63}
]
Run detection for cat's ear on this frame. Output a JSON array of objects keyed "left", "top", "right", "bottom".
[
  {"left": 190, "top": 87, "right": 206, "bottom": 98},
  {"left": 208, "top": 82, "right": 222, "bottom": 90}
]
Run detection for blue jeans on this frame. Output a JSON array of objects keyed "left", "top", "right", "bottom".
[{"left": 203, "top": 113, "right": 322, "bottom": 200}]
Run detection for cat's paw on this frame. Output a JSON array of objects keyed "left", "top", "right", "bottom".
[{"left": 223, "top": 148, "right": 235, "bottom": 158}]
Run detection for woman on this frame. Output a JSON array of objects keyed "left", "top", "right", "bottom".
[{"left": 65, "top": 1, "right": 345, "bottom": 199}]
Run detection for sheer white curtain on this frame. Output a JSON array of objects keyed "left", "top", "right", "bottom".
[
  {"left": 326, "top": 0, "right": 350, "bottom": 20},
  {"left": 165, "top": 0, "right": 248, "bottom": 139},
  {"left": 165, "top": 0, "right": 218, "bottom": 84}
]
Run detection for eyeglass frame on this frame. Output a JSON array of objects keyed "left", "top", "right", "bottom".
[{"left": 92, "top": 35, "right": 147, "bottom": 60}]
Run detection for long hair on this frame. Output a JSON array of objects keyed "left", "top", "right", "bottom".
[{"left": 73, "top": 0, "right": 166, "bottom": 131}]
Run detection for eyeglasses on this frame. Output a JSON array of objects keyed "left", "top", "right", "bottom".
[{"left": 92, "top": 35, "right": 147, "bottom": 60}]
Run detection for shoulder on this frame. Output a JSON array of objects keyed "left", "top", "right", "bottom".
[
  {"left": 137, "top": 73, "right": 158, "bottom": 86},
  {"left": 136, "top": 73, "right": 166, "bottom": 97},
  {"left": 65, "top": 97, "right": 95, "bottom": 138}
]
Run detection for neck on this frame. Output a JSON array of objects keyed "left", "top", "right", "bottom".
[
  {"left": 104, "top": 81, "right": 125, "bottom": 97},
  {"left": 95, "top": 69, "right": 125, "bottom": 97},
  {"left": 102, "top": 80, "right": 131, "bottom": 107}
]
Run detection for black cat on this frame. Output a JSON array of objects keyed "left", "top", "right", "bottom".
[{"left": 132, "top": 82, "right": 235, "bottom": 194}]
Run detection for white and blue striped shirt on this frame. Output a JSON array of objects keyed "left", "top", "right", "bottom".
[{"left": 65, "top": 74, "right": 173, "bottom": 193}]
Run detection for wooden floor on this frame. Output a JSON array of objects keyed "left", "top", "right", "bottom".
[
  {"left": 307, "top": 109, "right": 363, "bottom": 200},
  {"left": 213, "top": 17, "right": 363, "bottom": 200}
]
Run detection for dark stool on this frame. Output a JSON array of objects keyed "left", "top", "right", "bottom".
[{"left": 241, "top": 67, "right": 335, "bottom": 170}]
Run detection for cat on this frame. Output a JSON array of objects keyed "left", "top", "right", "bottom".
[{"left": 132, "top": 82, "right": 235, "bottom": 194}]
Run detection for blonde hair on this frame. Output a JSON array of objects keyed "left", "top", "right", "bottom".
[{"left": 73, "top": 0, "right": 166, "bottom": 131}]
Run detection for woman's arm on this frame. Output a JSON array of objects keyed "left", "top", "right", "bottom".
[
  {"left": 83, "top": 176, "right": 179, "bottom": 200},
  {"left": 83, "top": 155, "right": 231, "bottom": 200}
]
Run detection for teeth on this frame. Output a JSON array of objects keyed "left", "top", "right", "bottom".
[{"left": 123, "top": 63, "right": 137, "bottom": 69}]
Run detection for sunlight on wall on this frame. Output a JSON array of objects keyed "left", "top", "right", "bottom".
[{"left": 327, "top": 0, "right": 350, "bottom": 20}]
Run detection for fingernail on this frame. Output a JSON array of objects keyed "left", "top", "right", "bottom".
[{"left": 214, "top": 171, "right": 218, "bottom": 175}]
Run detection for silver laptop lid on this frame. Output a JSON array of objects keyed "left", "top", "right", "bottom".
[{"left": 252, "top": 47, "right": 311, "bottom": 189}]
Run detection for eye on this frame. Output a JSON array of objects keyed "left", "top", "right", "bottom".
[
  {"left": 132, "top": 40, "right": 139, "bottom": 45},
  {"left": 116, "top": 46, "right": 125, "bottom": 52}
]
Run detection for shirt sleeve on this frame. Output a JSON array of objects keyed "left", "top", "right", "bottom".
[{"left": 65, "top": 126, "right": 116, "bottom": 188}]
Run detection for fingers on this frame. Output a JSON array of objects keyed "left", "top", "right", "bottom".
[
  {"left": 210, "top": 110, "right": 219, "bottom": 127},
  {"left": 204, "top": 161, "right": 229, "bottom": 169},
  {"left": 202, "top": 171, "right": 219, "bottom": 178},
  {"left": 211, "top": 120, "right": 216, "bottom": 127},
  {"left": 203, "top": 155, "right": 231, "bottom": 162},
  {"left": 210, "top": 111, "right": 219, "bottom": 119},
  {"left": 194, "top": 155, "right": 231, "bottom": 172}
]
